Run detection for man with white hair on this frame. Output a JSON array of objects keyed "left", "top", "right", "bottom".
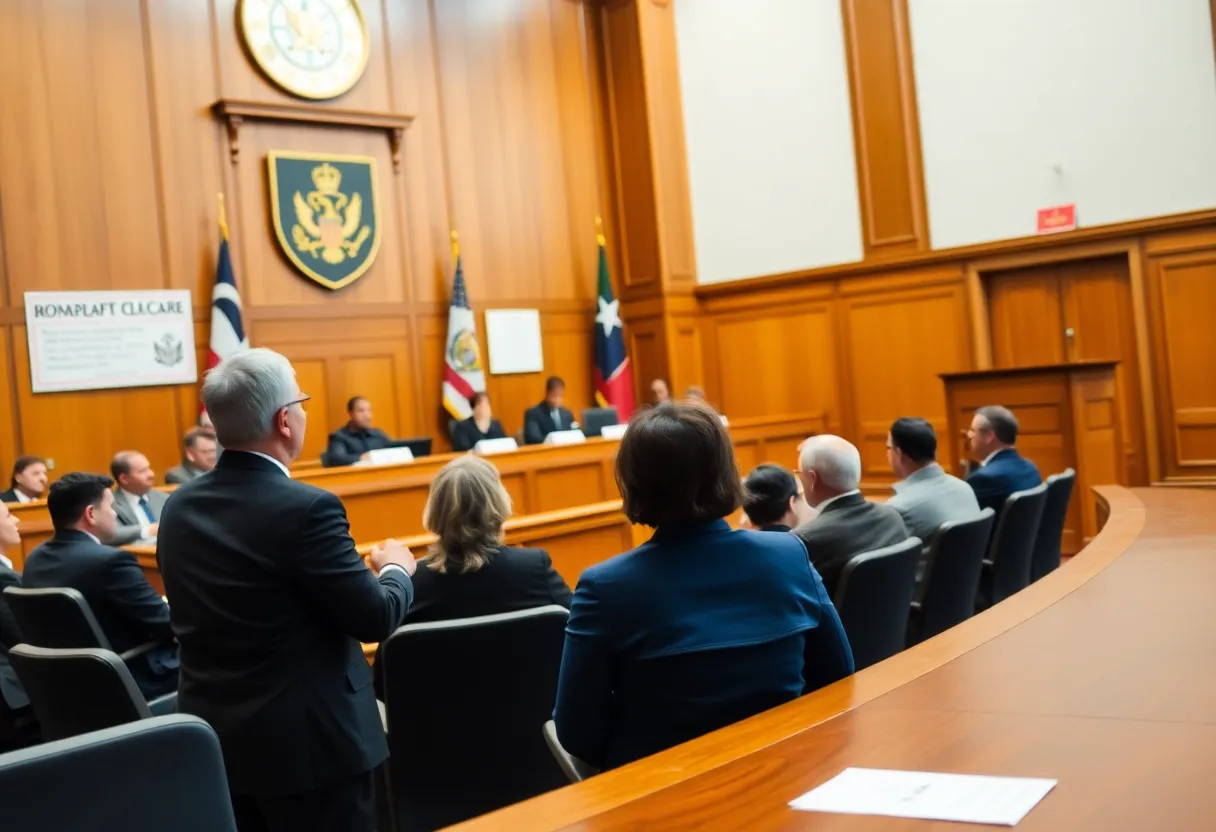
[
  {"left": 158, "top": 348, "right": 417, "bottom": 832},
  {"left": 792, "top": 435, "right": 909, "bottom": 598}
]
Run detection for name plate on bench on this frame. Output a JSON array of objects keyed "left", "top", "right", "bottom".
[
  {"left": 474, "top": 437, "right": 519, "bottom": 455},
  {"left": 543, "top": 429, "right": 586, "bottom": 447},
  {"left": 600, "top": 423, "right": 628, "bottom": 440},
  {"left": 361, "top": 447, "right": 414, "bottom": 466}
]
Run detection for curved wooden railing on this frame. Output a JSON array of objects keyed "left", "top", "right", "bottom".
[{"left": 449, "top": 486, "right": 1215, "bottom": 831}]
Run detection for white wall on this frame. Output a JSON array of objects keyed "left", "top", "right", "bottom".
[
  {"left": 910, "top": 0, "right": 1216, "bottom": 249},
  {"left": 674, "top": 0, "right": 862, "bottom": 284}
]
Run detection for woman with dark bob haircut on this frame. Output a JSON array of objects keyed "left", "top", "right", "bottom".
[{"left": 552, "top": 401, "right": 854, "bottom": 771}]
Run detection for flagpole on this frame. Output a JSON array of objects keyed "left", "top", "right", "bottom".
[
  {"left": 217, "top": 193, "right": 229, "bottom": 240},
  {"left": 450, "top": 230, "right": 460, "bottom": 264},
  {"left": 595, "top": 215, "right": 606, "bottom": 248}
]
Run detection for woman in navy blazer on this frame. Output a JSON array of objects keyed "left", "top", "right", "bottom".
[{"left": 553, "top": 402, "right": 854, "bottom": 771}]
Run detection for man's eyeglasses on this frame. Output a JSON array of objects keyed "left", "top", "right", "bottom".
[{"left": 282, "top": 394, "right": 311, "bottom": 412}]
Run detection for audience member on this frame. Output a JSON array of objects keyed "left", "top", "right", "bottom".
[
  {"left": 885, "top": 418, "right": 980, "bottom": 543},
  {"left": 158, "top": 348, "right": 415, "bottom": 832},
  {"left": 523, "top": 376, "right": 576, "bottom": 444},
  {"left": 109, "top": 451, "right": 166, "bottom": 545},
  {"left": 165, "top": 428, "right": 218, "bottom": 484},
  {"left": 793, "top": 435, "right": 908, "bottom": 598},
  {"left": 22, "top": 473, "right": 178, "bottom": 699},
  {"left": 965, "top": 405, "right": 1042, "bottom": 514},
  {"left": 649, "top": 378, "right": 670, "bottom": 404},
  {"left": 0, "top": 501, "right": 34, "bottom": 748},
  {"left": 684, "top": 385, "right": 706, "bottom": 401},
  {"left": 450, "top": 392, "right": 507, "bottom": 452},
  {"left": 553, "top": 402, "right": 853, "bottom": 771},
  {"left": 325, "top": 396, "right": 393, "bottom": 466},
  {"left": 0, "top": 456, "right": 48, "bottom": 504},
  {"left": 408, "top": 455, "right": 571, "bottom": 622},
  {"left": 742, "top": 464, "right": 802, "bottom": 532}
]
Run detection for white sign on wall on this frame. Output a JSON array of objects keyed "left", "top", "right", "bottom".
[
  {"left": 485, "top": 308, "right": 544, "bottom": 375},
  {"left": 24, "top": 290, "right": 198, "bottom": 393}
]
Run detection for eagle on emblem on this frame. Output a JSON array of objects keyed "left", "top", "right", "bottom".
[{"left": 291, "top": 162, "right": 372, "bottom": 265}]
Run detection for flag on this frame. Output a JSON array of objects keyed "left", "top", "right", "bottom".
[
  {"left": 442, "top": 235, "right": 486, "bottom": 420},
  {"left": 208, "top": 196, "right": 249, "bottom": 375},
  {"left": 593, "top": 224, "right": 635, "bottom": 419}
]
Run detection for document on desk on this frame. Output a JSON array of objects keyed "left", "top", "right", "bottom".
[{"left": 789, "top": 768, "right": 1056, "bottom": 826}]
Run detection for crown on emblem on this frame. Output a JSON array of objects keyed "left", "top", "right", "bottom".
[{"left": 311, "top": 163, "right": 342, "bottom": 195}]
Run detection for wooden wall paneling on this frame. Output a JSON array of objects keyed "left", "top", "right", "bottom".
[
  {"left": 987, "top": 265, "right": 1067, "bottom": 368},
  {"left": 1146, "top": 249, "right": 1216, "bottom": 480},
  {"left": 840, "top": 0, "right": 928, "bottom": 258},
  {"left": 838, "top": 273, "right": 972, "bottom": 485},
  {"left": 1070, "top": 369, "right": 1124, "bottom": 541},
  {"left": 1126, "top": 241, "right": 1161, "bottom": 483},
  {"left": 0, "top": 331, "right": 20, "bottom": 483}
]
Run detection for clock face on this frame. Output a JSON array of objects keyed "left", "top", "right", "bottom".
[{"left": 239, "top": 0, "right": 369, "bottom": 100}]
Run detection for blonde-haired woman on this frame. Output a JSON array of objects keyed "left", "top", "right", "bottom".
[{"left": 405, "top": 455, "right": 572, "bottom": 623}]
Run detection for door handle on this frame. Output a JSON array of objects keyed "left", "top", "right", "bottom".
[{"left": 1064, "top": 327, "right": 1075, "bottom": 339}]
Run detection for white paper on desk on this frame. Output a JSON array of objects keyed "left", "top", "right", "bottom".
[{"left": 789, "top": 768, "right": 1056, "bottom": 826}]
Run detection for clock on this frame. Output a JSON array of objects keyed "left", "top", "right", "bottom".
[{"left": 238, "top": 0, "right": 369, "bottom": 100}]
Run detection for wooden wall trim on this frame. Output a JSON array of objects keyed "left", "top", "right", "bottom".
[
  {"left": 695, "top": 207, "right": 1216, "bottom": 298},
  {"left": 840, "top": 0, "right": 928, "bottom": 258}
]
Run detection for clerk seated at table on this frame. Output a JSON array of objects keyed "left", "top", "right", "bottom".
[
  {"left": 523, "top": 377, "right": 576, "bottom": 445},
  {"left": 324, "top": 396, "right": 394, "bottom": 466},
  {"left": 451, "top": 392, "right": 507, "bottom": 452},
  {"left": 0, "top": 456, "right": 48, "bottom": 504},
  {"left": 553, "top": 402, "right": 854, "bottom": 771}
]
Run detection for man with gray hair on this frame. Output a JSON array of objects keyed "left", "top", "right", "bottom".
[
  {"left": 158, "top": 348, "right": 416, "bottom": 832},
  {"left": 965, "top": 404, "right": 1041, "bottom": 514},
  {"left": 792, "top": 435, "right": 909, "bottom": 598}
]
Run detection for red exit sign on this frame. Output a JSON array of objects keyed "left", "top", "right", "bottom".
[{"left": 1036, "top": 204, "right": 1077, "bottom": 234}]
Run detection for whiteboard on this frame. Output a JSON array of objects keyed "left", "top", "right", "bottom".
[{"left": 485, "top": 309, "right": 543, "bottom": 375}]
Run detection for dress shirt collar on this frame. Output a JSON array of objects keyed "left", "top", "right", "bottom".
[
  {"left": 893, "top": 463, "right": 945, "bottom": 493},
  {"left": 983, "top": 447, "right": 1015, "bottom": 467},
  {"left": 12, "top": 489, "right": 32, "bottom": 504},
  {"left": 248, "top": 451, "right": 291, "bottom": 477}
]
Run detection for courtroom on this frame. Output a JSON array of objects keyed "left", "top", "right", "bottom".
[{"left": 2, "top": 1, "right": 1215, "bottom": 831}]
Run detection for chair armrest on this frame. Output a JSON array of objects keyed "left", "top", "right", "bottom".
[
  {"left": 147, "top": 692, "right": 177, "bottom": 716},
  {"left": 118, "top": 635, "right": 175, "bottom": 662},
  {"left": 909, "top": 600, "right": 922, "bottom": 613},
  {"left": 543, "top": 720, "right": 600, "bottom": 784}
]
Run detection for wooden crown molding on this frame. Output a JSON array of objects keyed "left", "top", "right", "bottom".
[{"left": 211, "top": 99, "right": 415, "bottom": 171}]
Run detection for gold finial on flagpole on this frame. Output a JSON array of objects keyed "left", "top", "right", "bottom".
[
  {"left": 450, "top": 230, "right": 460, "bottom": 263},
  {"left": 595, "top": 215, "right": 606, "bottom": 248},
  {"left": 218, "top": 193, "right": 229, "bottom": 240}
]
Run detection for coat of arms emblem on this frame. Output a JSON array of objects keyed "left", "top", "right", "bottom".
[{"left": 267, "top": 152, "right": 382, "bottom": 290}]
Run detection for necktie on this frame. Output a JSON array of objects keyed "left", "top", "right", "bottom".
[
  {"left": 552, "top": 409, "right": 561, "bottom": 430},
  {"left": 138, "top": 496, "right": 156, "bottom": 523}
]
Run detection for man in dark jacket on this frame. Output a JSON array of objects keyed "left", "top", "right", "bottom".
[
  {"left": 324, "top": 396, "right": 394, "bottom": 466},
  {"left": 965, "top": 405, "right": 1042, "bottom": 514}
]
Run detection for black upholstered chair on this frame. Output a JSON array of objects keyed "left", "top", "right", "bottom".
[
  {"left": 0, "top": 714, "right": 236, "bottom": 832},
  {"left": 907, "top": 509, "right": 996, "bottom": 646},
  {"left": 9, "top": 645, "right": 174, "bottom": 741},
  {"left": 978, "top": 482, "right": 1049, "bottom": 610},
  {"left": 380, "top": 606, "right": 570, "bottom": 832},
  {"left": 1030, "top": 469, "right": 1076, "bottom": 583},
  {"left": 833, "top": 537, "right": 922, "bottom": 671},
  {"left": 542, "top": 719, "right": 599, "bottom": 783}
]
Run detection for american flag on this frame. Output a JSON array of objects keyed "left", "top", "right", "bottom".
[
  {"left": 208, "top": 200, "right": 249, "bottom": 374},
  {"left": 442, "top": 241, "right": 486, "bottom": 420}
]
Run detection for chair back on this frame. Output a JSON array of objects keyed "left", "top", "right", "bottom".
[
  {"left": 381, "top": 606, "right": 570, "bottom": 832},
  {"left": 1030, "top": 469, "right": 1076, "bottom": 582},
  {"left": 911, "top": 510, "right": 996, "bottom": 644},
  {"left": 833, "top": 537, "right": 922, "bottom": 671},
  {"left": 579, "top": 407, "right": 619, "bottom": 437},
  {"left": 9, "top": 645, "right": 152, "bottom": 741},
  {"left": 3, "top": 587, "right": 111, "bottom": 650},
  {"left": 0, "top": 714, "right": 236, "bottom": 832},
  {"left": 984, "top": 482, "right": 1049, "bottom": 607}
]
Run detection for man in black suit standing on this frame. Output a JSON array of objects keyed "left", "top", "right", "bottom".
[
  {"left": 793, "top": 435, "right": 909, "bottom": 598},
  {"left": 22, "top": 473, "right": 178, "bottom": 699},
  {"left": 158, "top": 348, "right": 416, "bottom": 832},
  {"left": 523, "top": 376, "right": 576, "bottom": 444}
]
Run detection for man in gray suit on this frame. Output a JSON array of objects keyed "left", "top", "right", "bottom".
[
  {"left": 793, "top": 435, "right": 909, "bottom": 599},
  {"left": 165, "top": 429, "right": 219, "bottom": 485},
  {"left": 109, "top": 450, "right": 169, "bottom": 545},
  {"left": 885, "top": 417, "right": 980, "bottom": 544}
]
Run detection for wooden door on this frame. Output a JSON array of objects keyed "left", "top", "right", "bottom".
[
  {"left": 988, "top": 266, "right": 1066, "bottom": 368},
  {"left": 1060, "top": 257, "right": 1144, "bottom": 486}
]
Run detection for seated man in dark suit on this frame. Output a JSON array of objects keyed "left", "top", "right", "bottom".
[
  {"left": 109, "top": 451, "right": 169, "bottom": 545},
  {"left": 0, "top": 456, "right": 48, "bottom": 504},
  {"left": 0, "top": 502, "right": 36, "bottom": 749},
  {"left": 324, "top": 395, "right": 394, "bottom": 466},
  {"left": 523, "top": 376, "right": 576, "bottom": 445},
  {"left": 965, "top": 405, "right": 1042, "bottom": 515},
  {"left": 21, "top": 473, "right": 178, "bottom": 699},
  {"left": 793, "top": 435, "right": 909, "bottom": 598},
  {"left": 741, "top": 464, "right": 802, "bottom": 532},
  {"left": 164, "top": 428, "right": 218, "bottom": 484}
]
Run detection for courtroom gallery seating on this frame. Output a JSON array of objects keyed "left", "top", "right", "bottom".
[
  {"left": 1030, "top": 468, "right": 1077, "bottom": 583},
  {"left": 0, "top": 714, "right": 237, "bottom": 832},
  {"left": 832, "top": 537, "right": 922, "bottom": 671},
  {"left": 380, "top": 606, "right": 570, "bottom": 832},
  {"left": 9, "top": 645, "right": 174, "bottom": 743},
  {"left": 906, "top": 509, "right": 996, "bottom": 646},
  {"left": 977, "top": 482, "right": 1049, "bottom": 610}
]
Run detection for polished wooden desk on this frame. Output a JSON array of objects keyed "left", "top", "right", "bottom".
[{"left": 449, "top": 486, "right": 1216, "bottom": 831}]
